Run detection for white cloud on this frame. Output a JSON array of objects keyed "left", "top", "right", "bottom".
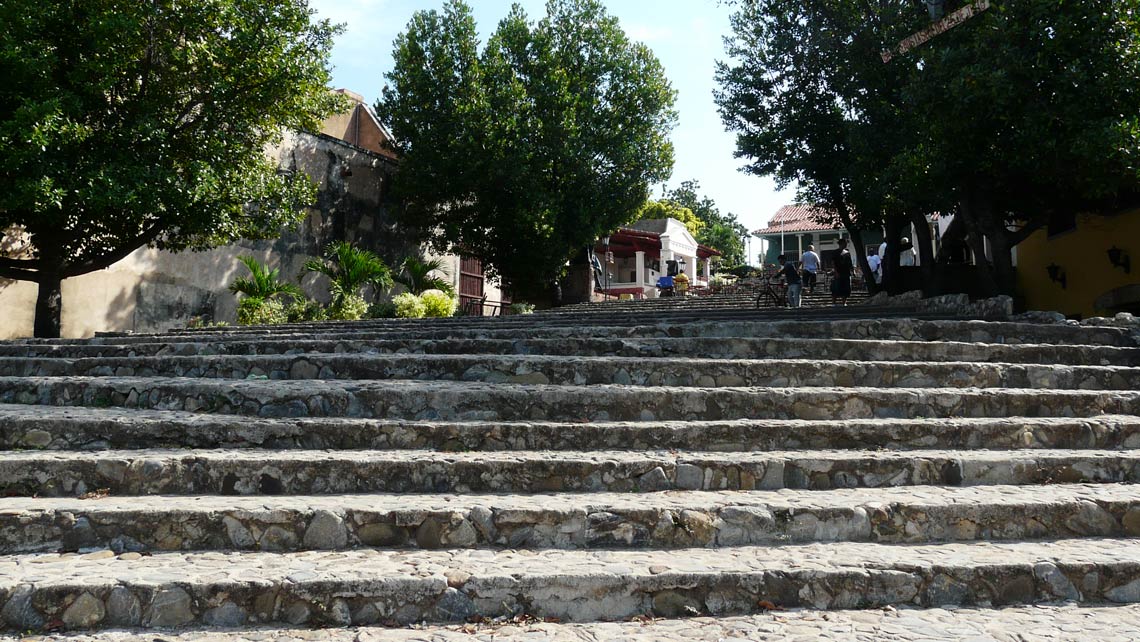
[{"left": 626, "top": 23, "right": 675, "bottom": 43}]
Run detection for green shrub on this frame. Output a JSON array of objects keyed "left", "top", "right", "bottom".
[
  {"left": 421, "top": 289, "right": 458, "bottom": 318},
  {"left": 368, "top": 301, "right": 398, "bottom": 319},
  {"left": 326, "top": 293, "right": 369, "bottom": 321},
  {"left": 509, "top": 302, "right": 535, "bottom": 315},
  {"left": 393, "top": 292, "right": 426, "bottom": 318},
  {"left": 285, "top": 300, "right": 326, "bottom": 323},
  {"left": 237, "top": 297, "right": 287, "bottom": 325}
]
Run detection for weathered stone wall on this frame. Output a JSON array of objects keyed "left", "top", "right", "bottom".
[{"left": 0, "top": 131, "right": 415, "bottom": 339}]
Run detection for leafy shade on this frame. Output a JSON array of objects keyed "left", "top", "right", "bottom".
[
  {"left": 377, "top": 0, "right": 677, "bottom": 297},
  {"left": 302, "top": 242, "right": 393, "bottom": 303},
  {"left": 0, "top": 0, "right": 343, "bottom": 336},
  {"left": 396, "top": 256, "right": 455, "bottom": 295},
  {"left": 228, "top": 256, "right": 304, "bottom": 301}
]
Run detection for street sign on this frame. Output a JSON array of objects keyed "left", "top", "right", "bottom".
[{"left": 882, "top": 0, "right": 991, "bottom": 63}]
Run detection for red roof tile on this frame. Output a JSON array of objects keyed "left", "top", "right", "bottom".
[{"left": 753, "top": 204, "right": 840, "bottom": 235}]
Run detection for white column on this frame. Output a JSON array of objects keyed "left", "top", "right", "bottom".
[
  {"left": 798, "top": 234, "right": 803, "bottom": 255},
  {"left": 635, "top": 251, "right": 646, "bottom": 291},
  {"left": 703, "top": 256, "right": 711, "bottom": 282}
]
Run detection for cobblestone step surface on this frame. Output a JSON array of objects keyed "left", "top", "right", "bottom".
[
  {"left": 2, "top": 539, "right": 1140, "bottom": 629},
  {"left": 5, "top": 484, "right": 1140, "bottom": 554},
  {"left": 6, "top": 405, "right": 1137, "bottom": 452},
  {"left": 4, "top": 448, "right": 1139, "bottom": 497},
  {"left": 4, "top": 354, "right": 1137, "bottom": 390},
  {"left": 3, "top": 377, "right": 1137, "bottom": 421},
  {"left": 3, "top": 335, "right": 1136, "bottom": 366},
  {"left": 13, "top": 318, "right": 1134, "bottom": 347},
  {"left": 9, "top": 604, "right": 1140, "bottom": 642}
]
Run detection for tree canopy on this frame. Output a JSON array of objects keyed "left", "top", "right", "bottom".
[
  {"left": 376, "top": 0, "right": 677, "bottom": 298},
  {"left": 663, "top": 180, "right": 749, "bottom": 266},
  {"left": 631, "top": 200, "right": 704, "bottom": 238},
  {"left": 0, "top": 0, "right": 342, "bottom": 336},
  {"left": 716, "top": 0, "right": 1140, "bottom": 295}
]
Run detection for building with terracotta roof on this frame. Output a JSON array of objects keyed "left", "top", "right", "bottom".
[{"left": 753, "top": 204, "right": 885, "bottom": 269}]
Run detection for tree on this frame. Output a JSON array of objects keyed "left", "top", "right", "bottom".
[
  {"left": 302, "top": 241, "right": 393, "bottom": 305},
  {"left": 0, "top": 0, "right": 342, "bottom": 337},
  {"left": 396, "top": 255, "right": 455, "bottom": 295},
  {"left": 717, "top": 0, "right": 1140, "bottom": 297},
  {"left": 663, "top": 180, "right": 748, "bottom": 266},
  {"left": 632, "top": 200, "right": 704, "bottom": 238},
  {"left": 376, "top": 0, "right": 677, "bottom": 298},
  {"left": 229, "top": 256, "right": 304, "bottom": 302}
]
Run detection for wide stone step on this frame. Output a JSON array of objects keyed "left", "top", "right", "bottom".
[
  {"left": 3, "top": 448, "right": 1139, "bottom": 497},
  {"left": 3, "top": 539, "right": 1140, "bottom": 630},
  {"left": 1, "top": 377, "right": 1136, "bottom": 421},
  {"left": 3, "top": 335, "right": 1136, "bottom": 367},
  {"left": 6, "top": 405, "right": 1138, "bottom": 452},
  {"left": 11, "top": 604, "right": 1140, "bottom": 641},
  {"left": 5, "top": 484, "right": 1140, "bottom": 554},
  {"left": 10, "top": 318, "right": 1133, "bottom": 348},
  {"left": 4, "top": 354, "right": 1136, "bottom": 390}
]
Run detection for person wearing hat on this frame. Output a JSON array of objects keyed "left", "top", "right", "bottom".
[{"left": 900, "top": 236, "right": 916, "bottom": 266}]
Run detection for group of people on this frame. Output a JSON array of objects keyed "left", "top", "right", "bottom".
[
  {"left": 776, "top": 240, "right": 855, "bottom": 307},
  {"left": 866, "top": 238, "right": 917, "bottom": 284}
]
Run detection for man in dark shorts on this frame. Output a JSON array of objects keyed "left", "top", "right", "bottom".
[{"left": 831, "top": 239, "right": 853, "bottom": 306}]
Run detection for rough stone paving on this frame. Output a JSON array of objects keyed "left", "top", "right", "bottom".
[{"left": 1, "top": 306, "right": 1139, "bottom": 638}]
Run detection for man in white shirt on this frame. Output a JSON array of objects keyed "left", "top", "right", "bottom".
[
  {"left": 867, "top": 248, "right": 882, "bottom": 284},
  {"left": 800, "top": 244, "right": 821, "bottom": 293}
]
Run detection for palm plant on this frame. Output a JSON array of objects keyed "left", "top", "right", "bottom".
[
  {"left": 228, "top": 256, "right": 303, "bottom": 301},
  {"left": 302, "top": 241, "right": 393, "bottom": 303},
  {"left": 395, "top": 255, "right": 455, "bottom": 295}
]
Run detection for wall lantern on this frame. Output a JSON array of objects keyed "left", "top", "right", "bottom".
[
  {"left": 1046, "top": 263, "right": 1067, "bottom": 289},
  {"left": 1108, "top": 246, "right": 1131, "bottom": 274},
  {"left": 678, "top": 257, "right": 687, "bottom": 272}
]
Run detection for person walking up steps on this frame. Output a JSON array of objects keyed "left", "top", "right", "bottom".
[
  {"left": 831, "top": 239, "right": 853, "bottom": 306},
  {"left": 800, "top": 244, "right": 820, "bottom": 294},
  {"left": 779, "top": 254, "right": 802, "bottom": 308}
]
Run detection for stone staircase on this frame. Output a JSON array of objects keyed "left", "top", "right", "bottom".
[
  {"left": 2, "top": 310, "right": 1140, "bottom": 639},
  {"left": 553, "top": 282, "right": 867, "bottom": 316}
]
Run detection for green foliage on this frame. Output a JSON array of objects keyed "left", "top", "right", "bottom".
[
  {"left": 662, "top": 181, "right": 748, "bottom": 265},
  {"left": 302, "top": 242, "right": 393, "bottom": 306},
  {"left": 237, "top": 297, "right": 287, "bottom": 326},
  {"left": 396, "top": 255, "right": 454, "bottom": 295},
  {"left": 0, "top": 0, "right": 343, "bottom": 336},
  {"left": 229, "top": 256, "right": 303, "bottom": 302},
  {"left": 325, "top": 293, "right": 369, "bottom": 321},
  {"left": 368, "top": 301, "right": 398, "bottom": 319},
  {"left": 377, "top": 0, "right": 678, "bottom": 296},
  {"left": 633, "top": 201, "right": 704, "bottom": 237},
  {"left": 285, "top": 299, "right": 326, "bottom": 323},
  {"left": 186, "top": 317, "right": 229, "bottom": 329},
  {"left": 509, "top": 302, "right": 536, "bottom": 315},
  {"left": 716, "top": 0, "right": 1140, "bottom": 294},
  {"left": 420, "top": 289, "right": 458, "bottom": 317},
  {"left": 393, "top": 292, "right": 426, "bottom": 318}
]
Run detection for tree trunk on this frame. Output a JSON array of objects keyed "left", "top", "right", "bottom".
[
  {"left": 34, "top": 273, "right": 63, "bottom": 339},
  {"left": 833, "top": 200, "right": 879, "bottom": 294},
  {"left": 956, "top": 188, "right": 1000, "bottom": 298},
  {"left": 908, "top": 210, "right": 939, "bottom": 296},
  {"left": 884, "top": 216, "right": 904, "bottom": 295}
]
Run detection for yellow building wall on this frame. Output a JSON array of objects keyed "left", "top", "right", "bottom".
[{"left": 1017, "top": 209, "right": 1140, "bottom": 318}]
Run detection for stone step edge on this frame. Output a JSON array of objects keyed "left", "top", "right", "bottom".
[
  {"left": 4, "top": 355, "right": 1137, "bottom": 393},
  {"left": 6, "top": 406, "right": 1138, "bottom": 452},
  {"left": 7, "top": 604, "right": 1140, "bottom": 642},
  {"left": 4, "top": 484, "right": 1140, "bottom": 554},
  {"left": 2, "top": 377, "right": 1137, "bottom": 423},
  {"left": 4, "top": 448, "right": 1140, "bottom": 497},
  {"left": 2, "top": 539, "right": 1140, "bottom": 630}
]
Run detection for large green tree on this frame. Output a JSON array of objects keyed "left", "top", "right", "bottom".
[
  {"left": 717, "top": 0, "right": 1140, "bottom": 296},
  {"left": 0, "top": 0, "right": 342, "bottom": 337},
  {"left": 664, "top": 180, "right": 748, "bottom": 266},
  {"left": 376, "top": 0, "right": 677, "bottom": 297}
]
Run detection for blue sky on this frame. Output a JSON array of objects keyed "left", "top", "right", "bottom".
[{"left": 308, "top": 0, "right": 794, "bottom": 234}]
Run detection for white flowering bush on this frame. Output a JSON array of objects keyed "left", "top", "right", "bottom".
[
  {"left": 393, "top": 292, "right": 426, "bottom": 318},
  {"left": 421, "top": 289, "right": 458, "bottom": 318}
]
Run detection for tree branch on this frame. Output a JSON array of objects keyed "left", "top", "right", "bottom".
[
  {"left": 61, "top": 225, "right": 164, "bottom": 278},
  {"left": 0, "top": 261, "right": 42, "bottom": 282},
  {"left": 1006, "top": 217, "right": 1047, "bottom": 247}
]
